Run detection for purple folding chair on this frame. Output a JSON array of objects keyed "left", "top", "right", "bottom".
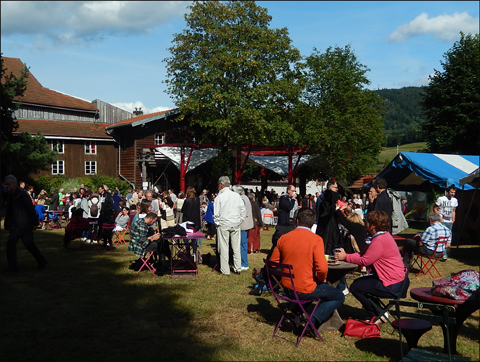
[{"left": 264, "top": 259, "right": 324, "bottom": 348}]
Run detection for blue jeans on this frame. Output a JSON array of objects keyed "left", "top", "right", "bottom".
[
  {"left": 441, "top": 222, "right": 453, "bottom": 257},
  {"left": 295, "top": 283, "right": 345, "bottom": 325},
  {"left": 240, "top": 230, "right": 248, "bottom": 268}
]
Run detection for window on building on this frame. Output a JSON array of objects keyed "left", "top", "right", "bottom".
[
  {"left": 51, "top": 140, "right": 64, "bottom": 154},
  {"left": 154, "top": 133, "right": 166, "bottom": 145},
  {"left": 85, "top": 141, "right": 96, "bottom": 154},
  {"left": 52, "top": 160, "right": 65, "bottom": 175},
  {"left": 85, "top": 161, "right": 97, "bottom": 175}
]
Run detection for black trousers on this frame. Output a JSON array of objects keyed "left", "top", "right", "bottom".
[{"left": 7, "top": 226, "right": 47, "bottom": 270}]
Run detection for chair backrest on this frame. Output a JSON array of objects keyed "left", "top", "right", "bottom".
[
  {"left": 264, "top": 259, "right": 298, "bottom": 300},
  {"left": 433, "top": 236, "right": 449, "bottom": 253}
]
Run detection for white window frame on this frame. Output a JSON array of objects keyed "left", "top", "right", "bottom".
[
  {"left": 52, "top": 160, "right": 65, "bottom": 175},
  {"left": 85, "top": 161, "right": 97, "bottom": 175},
  {"left": 51, "top": 140, "right": 64, "bottom": 154},
  {"left": 85, "top": 141, "right": 97, "bottom": 155},
  {"left": 154, "top": 133, "right": 166, "bottom": 145}
]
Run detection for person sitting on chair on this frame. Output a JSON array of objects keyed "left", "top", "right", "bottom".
[
  {"left": 402, "top": 212, "right": 451, "bottom": 267},
  {"left": 114, "top": 206, "right": 130, "bottom": 232},
  {"left": 269, "top": 207, "right": 345, "bottom": 331},
  {"left": 335, "top": 210, "right": 408, "bottom": 323},
  {"left": 128, "top": 212, "right": 161, "bottom": 270}
]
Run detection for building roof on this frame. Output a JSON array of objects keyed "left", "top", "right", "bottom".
[
  {"left": 2, "top": 57, "right": 98, "bottom": 112},
  {"left": 349, "top": 173, "right": 378, "bottom": 189},
  {"left": 105, "top": 108, "right": 180, "bottom": 129},
  {"left": 15, "top": 119, "right": 112, "bottom": 140}
]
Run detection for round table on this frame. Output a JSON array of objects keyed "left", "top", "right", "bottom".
[{"left": 410, "top": 287, "right": 476, "bottom": 354}]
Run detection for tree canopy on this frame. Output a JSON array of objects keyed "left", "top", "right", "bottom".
[
  {"left": 420, "top": 32, "right": 480, "bottom": 155},
  {"left": 164, "top": 0, "right": 303, "bottom": 146},
  {"left": 299, "top": 46, "right": 384, "bottom": 182},
  {"left": 164, "top": 1, "right": 384, "bottom": 183},
  {"left": 1, "top": 55, "right": 57, "bottom": 179}
]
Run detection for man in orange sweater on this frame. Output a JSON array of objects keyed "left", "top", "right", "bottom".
[{"left": 270, "top": 207, "right": 345, "bottom": 329}]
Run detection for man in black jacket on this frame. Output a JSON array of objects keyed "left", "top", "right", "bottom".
[
  {"left": 268, "top": 185, "right": 297, "bottom": 258},
  {"left": 4, "top": 175, "right": 47, "bottom": 272}
]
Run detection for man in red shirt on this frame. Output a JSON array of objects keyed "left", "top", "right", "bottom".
[{"left": 270, "top": 208, "right": 345, "bottom": 330}]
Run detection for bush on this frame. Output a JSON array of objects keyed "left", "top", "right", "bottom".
[{"left": 29, "top": 174, "right": 130, "bottom": 197}]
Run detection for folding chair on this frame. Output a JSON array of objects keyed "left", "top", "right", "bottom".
[
  {"left": 366, "top": 267, "right": 410, "bottom": 328},
  {"left": 137, "top": 251, "right": 157, "bottom": 276},
  {"left": 264, "top": 259, "right": 324, "bottom": 348},
  {"left": 113, "top": 219, "right": 130, "bottom": 246},
  {"left": 413, "top": 236, "right": 449, "bottom": 278},
  {"left": 48, "top": 210, "right": 64, "bottom": 229}
]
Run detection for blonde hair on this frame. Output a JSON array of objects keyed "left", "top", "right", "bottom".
[{"left": 347, "top": 212, "right": 364, "bottom": 226}]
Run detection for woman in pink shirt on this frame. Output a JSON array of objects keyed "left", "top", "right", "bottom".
[{"left": 335, "top": 210, "right": 408, "bottom": 321}]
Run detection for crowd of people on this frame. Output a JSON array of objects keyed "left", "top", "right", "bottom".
[{"left": 2, "top": 173, "right": 459, "bottom": 337}]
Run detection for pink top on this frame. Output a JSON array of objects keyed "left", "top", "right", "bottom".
[{"left": 346, "top": 232, "right": 405, "bottom": 287}]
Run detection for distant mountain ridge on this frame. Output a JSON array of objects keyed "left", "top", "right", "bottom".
[{"left": 374, "top": 86, "right": 426, "bottom": 146}]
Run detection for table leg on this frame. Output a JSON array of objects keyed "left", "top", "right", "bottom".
[{"left": 318, "top": 310, "right": 344, "bottom": 332}]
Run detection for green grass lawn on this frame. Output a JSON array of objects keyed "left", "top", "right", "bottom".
[
  {"left": 378, "top": 142, "right": 427, "bottom": 165},
  {"left": 1, "top": 225, "right": 478, "bottom": 361}
]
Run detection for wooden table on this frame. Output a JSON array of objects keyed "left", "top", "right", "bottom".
[
  {"left": 410, "top": 287, "right": 478, "bottom": 354},
  {"left": 318, "top": 261, "right": 358, "bottom": 332}
]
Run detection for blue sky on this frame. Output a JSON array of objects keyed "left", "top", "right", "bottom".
[{"left": 1, "top": 1, "right": 478, "bottom": 114}]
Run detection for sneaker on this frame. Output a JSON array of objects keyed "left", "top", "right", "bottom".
[
  {"left": 241, "top": 266, "right": 249, "bottom": 271},
  {"left": 41, "top": 226, "right": 46, "bottom": 230},
  {"left": 374, "top": 312, "right": 389, "bottom": 324},
  {"left": 441, "top": 255, "right": 448, "bottom": 262}
]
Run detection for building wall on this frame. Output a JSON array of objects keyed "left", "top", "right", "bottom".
[
  {"left": 14, "top": 104, "right": 97, "bottom": 122},
  {"left": 33, "top": 139, "right": 117, "bottom": 179},
  {"left": 92, "top": 99, "right": 133, "bottom": 124}
]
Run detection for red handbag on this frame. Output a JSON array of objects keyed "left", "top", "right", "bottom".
[{"left": 342, "top": 317, "right": 381, "bottom": 339}]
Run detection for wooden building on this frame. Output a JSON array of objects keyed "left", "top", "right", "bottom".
[
  {"left": 105, "top": 110, "right": 215, "bottom": 192},
  {"left": 3, "top": 57, "right": 130, "bottom": 180}
]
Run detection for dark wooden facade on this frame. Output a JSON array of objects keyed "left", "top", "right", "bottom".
[
  {"left": 32, "top": 138, "right": 117, "bottom": 179},
  {"left": 106, "top": 109, "right": 214, "bottom": 192}
]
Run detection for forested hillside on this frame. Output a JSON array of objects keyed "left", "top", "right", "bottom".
[{"left": 374, "top": 86, "right": 426, "bottom": 146}]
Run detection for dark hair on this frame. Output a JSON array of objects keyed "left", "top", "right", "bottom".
[
  {"left": 164, "top": 196, "right": 174, "bottom": 208},
  {"left": 372, "top": 177, "right": 387, "bottom": 190},
  {"left": 446, "top": 184, "right": 456, "bottom": 192},
  {"left": 365, "top": 210, "right": 390, "bottom": 232},
  {"left": 145, "top": 212, "right": 158, "bottom": 220},
  {"left": 139, "top": 201, "right": 152, "bottom": 214},
  {"left": 296, "top": 208, "right": 316, "bottom": 228},
  {"left": 186, "top": 186, "right": 196, "bottom": 199}
]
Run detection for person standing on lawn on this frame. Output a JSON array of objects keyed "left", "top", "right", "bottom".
[
  {"left": 3, "top": 175, "right": 48, "bottom": 272},
  {"left": 213, "top": 176, "right": 246, "bottom": 275},
  {"left": 433, "top": 184, "right": 458, "bottom": 260}
]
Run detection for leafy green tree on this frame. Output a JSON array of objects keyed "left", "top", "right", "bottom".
[
  {"left": 1, "top": 56, "right": 57, "bottom": 178},
  {"left": 299, "top": 46, "right": 384, "bottom": 183},
  {"left": 420, "top": 32, "right": 480, "bottom": 155},
  {"left": 164, "top": 0, "right": 303, "bottom": 146}
]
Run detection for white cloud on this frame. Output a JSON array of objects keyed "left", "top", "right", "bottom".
[
  {"left": 1, "top": 1, "right": 190, "bottom": 46},
  {"left": 388, "top": 12, "right": 479, "bottom": 42},
  {"left": 112, "top": 101, "right": 172, "bottom": 115}
]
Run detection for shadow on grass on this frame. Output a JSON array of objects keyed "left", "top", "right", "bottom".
[{"left": 0, "top": 230, "right": 217, "bottom": 362}]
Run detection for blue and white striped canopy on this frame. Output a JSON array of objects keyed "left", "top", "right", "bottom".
[{"left": 376, "top": 152, "right": 479, "bottom": 191}]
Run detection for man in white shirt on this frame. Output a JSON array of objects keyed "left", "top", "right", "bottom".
[
  {"left": 213, "top": 176, "right": 246, "bottom": 275},
  {"left": 433, "top": 185, "right": 458, "bottom": 230},
  {"left": 433, "top": 185, "right": 458, "bottom": 260}
]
